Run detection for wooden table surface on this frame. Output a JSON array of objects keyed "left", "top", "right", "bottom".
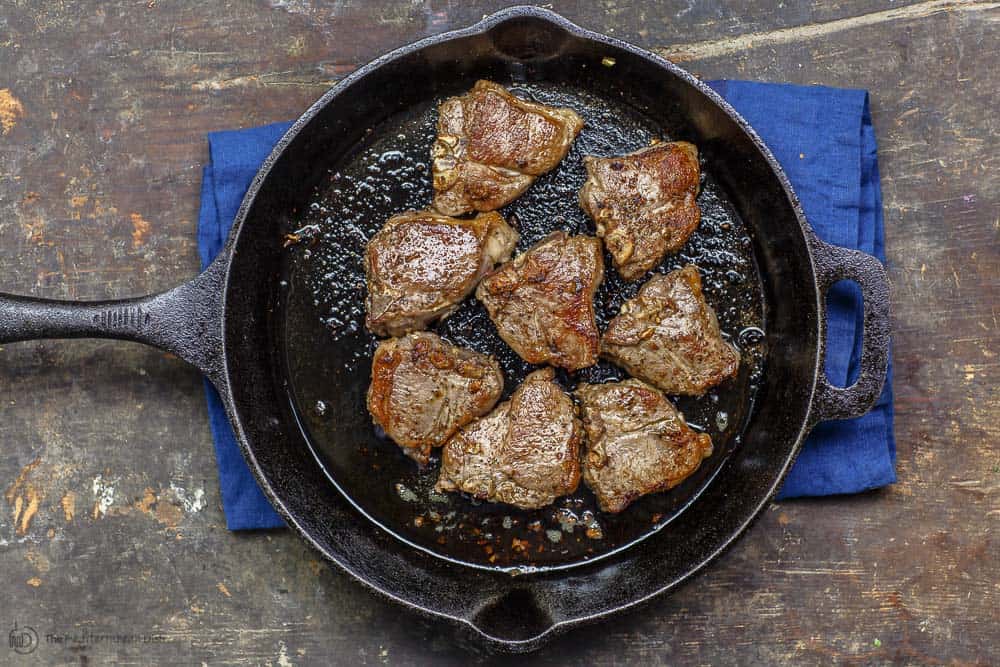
[{"left": 1, "top": 1, "right": 997, "bottom": 665}]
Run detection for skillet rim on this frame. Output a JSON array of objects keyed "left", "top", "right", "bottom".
[{"left": 215, "top": 5, "right": 822, "bottom": 650}]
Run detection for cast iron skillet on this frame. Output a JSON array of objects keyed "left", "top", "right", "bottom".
[{"left": 0, "top": 7, "right": 889, "bottom": 652}]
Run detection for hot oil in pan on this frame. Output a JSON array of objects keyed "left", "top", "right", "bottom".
[{"left": 280, "top": 82, "right": 766, "bottom": 572}]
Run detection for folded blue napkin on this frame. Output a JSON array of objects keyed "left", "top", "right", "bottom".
[
  {"left": 198, "top": 80, "right": 895, "bottom": 529},
  {"left": 706, "top": 82, "right": 896, "bottom": 499}
]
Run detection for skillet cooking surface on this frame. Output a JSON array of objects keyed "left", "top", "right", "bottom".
[{"left": 280, "top": 81, "right": 766, "bottom": 572}]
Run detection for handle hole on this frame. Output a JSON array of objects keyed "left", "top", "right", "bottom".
[{"left": 823, "top": 279, "right": 864, "bottom": 388}]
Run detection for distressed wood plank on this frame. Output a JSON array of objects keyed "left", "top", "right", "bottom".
[{"left": 0, "top": 1, "right": 996, "bottom": 665}]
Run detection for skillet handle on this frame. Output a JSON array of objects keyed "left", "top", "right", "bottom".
[
  {"left": 0, "top": 256, "right": 227, "bottom": 388},
  {"left": 807, "top": 234, "right": 890, "bottom": 424}
]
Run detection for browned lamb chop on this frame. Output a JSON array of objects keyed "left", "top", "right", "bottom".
[
  {"left": 576, "top": 379, "right": 714, "bottom": 513},
  {"left": 364, "top": 210, "right": 517, "bottom": 337},
  {"left": 432, "top": 80, "right": 584, "bottom": 216},
  {"left": 602, "top": 264, "right": 739, "bottom": 395},
  {"left": 367, "top": 332, "right": 504, "bottom": 465},
  {"left": 579, "top": 141, "right": 701, "bottom": 280},
  {"left": 475, "top": 232, "right": 603, "bottom": 371},
  {"left": 435, "top": 368, "right": 583, "bottom": 509}
]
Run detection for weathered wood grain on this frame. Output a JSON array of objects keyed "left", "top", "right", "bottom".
[{"left": 0, "top": 1, "right": 997, "bottom": 665}]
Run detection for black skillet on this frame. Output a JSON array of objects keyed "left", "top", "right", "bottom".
[{"left": 0, "top": 7, "right": 890, "bottom": 652}]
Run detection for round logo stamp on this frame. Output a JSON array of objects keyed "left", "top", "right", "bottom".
[{"left": 8, "top": 623, "right": 38, "bottom": 655}]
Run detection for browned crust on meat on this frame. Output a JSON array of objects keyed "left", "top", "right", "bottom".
[
  {"left": 580, "top": 141, "right": 701, "bottom": 280},
  {"left": 576, "top": 379, "right": 713, "bottom": 513},
  {"left": 601, "top": 265, "right": 740, "bottom": 395},
  {"left": 364, "top": 210, "right": 516, "bottom": 337},
  {"left": 435, "top": 368, "right": 583, "bottom": 509},
  {"left": 432, "top": 80, "right": 584, "bottom": 215},
  {"left": 367, "top": 333, "right": 503, "bottom": 464},
  {"left": 502, "top": 368, "right": 583, "bottom": 502},
  {"left": 476, "top": 232, "right": 603, "bottom": 371}
]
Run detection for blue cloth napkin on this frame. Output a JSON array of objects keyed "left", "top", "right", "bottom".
[
  {"left": 198, "top": 81, "right": 895, "bottom": 529},
  {"left": 198, "top": 122, "right": 291, "bottom": 530},
  {"left": 706, "top": 81, "right": 895, "bottom": 499}
]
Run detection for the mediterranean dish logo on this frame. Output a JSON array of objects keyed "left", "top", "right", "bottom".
[
  {"left": 7, "top": 621, "right": 167, "bottom": 656},
  {"left": 8, "top": 622, "right": 38, "bottom": 655}
]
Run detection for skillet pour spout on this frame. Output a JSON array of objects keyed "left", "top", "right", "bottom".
[{"left": 0, "top": 5, "right": 890, "bottom": 653}]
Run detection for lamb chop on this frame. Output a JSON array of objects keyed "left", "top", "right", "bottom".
[
  {"left": 476, "top": 232, "right": 603, "bottom": 371},
  {"left": 432, "top": 80, "right": 584, "bottom": 216},
  {"left": 435, "top": 368, "right": 583, "bottom": 509},
  {"left": 579, "top": 141, "right": 701, "bottom": 280},
  {"left": 602, "top": 264, "right": 740, "bottom": 395},
  {"left": 367, "top": 332, "right": 504, "bottom": 465},
  {"left": 576, "top": 379, "right": 713, "bottom": 513},
  {"left": 364, "top": 210, "right": 518, "bottom": 337}
]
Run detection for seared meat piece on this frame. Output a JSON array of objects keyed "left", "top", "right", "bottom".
[
  {"left": 576, "top": 379, "right": 713, "bottom": 513},
  {"left": 580, "top": 141, "right": 701, "bottom": 280},
  {"left": 436, "top": 368, "right": 583, "bottom": 509},
  {"left": 365, "top": 210, "right": 518, "bottom": 337},
  {"left": 602, "top": 265, "right": 739, "bottom": 395},
  {"left": 432, "top": 80, "right": 584, "bottom": 216},
  {"left": 367, "top": 332, "right": 504, "bottom": 465},
  {"left": 476, "top": 232, "right": 603, "bottom": 371}
]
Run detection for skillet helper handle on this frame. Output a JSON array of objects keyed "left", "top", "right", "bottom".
[
  {"left": 0, "top": 257, "right": 227, "bottom": 388},
  {"left": 808, "top": 234, "right": 890, "bottom": 424}
]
